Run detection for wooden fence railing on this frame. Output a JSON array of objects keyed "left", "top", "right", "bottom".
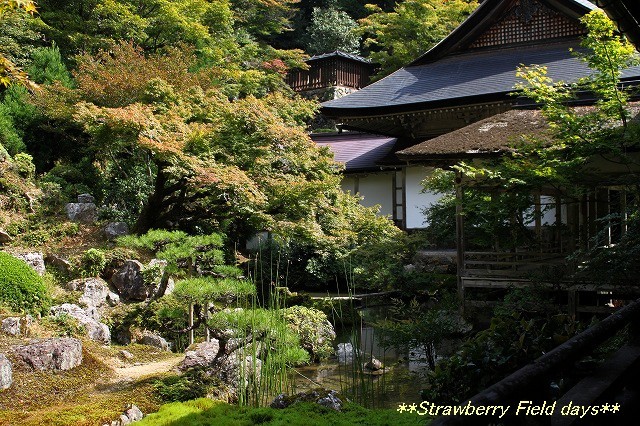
[{"left": 432, "top": 298, "right": 640, "bottom": 425}]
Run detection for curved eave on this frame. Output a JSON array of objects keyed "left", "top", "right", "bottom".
[
  {"left": 322, "top": 91, "right": 511, "bottom": 119},
  {"left": 596, "top": 0, "right": 640, "bottom": 48}
]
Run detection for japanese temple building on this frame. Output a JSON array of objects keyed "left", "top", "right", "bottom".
[{"left": 317, "top": 0, "right": 640, "bottom": 312}]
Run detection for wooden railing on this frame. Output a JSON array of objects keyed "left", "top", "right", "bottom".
[
  {"left": 462, "top": 250, "right": 566, "bottom": 278},
  {"left": 285, "top": 59, "right": 372, "bottom": 92},
  {"left": 432, "top": 298, "right": 640, "bottom": 425}
]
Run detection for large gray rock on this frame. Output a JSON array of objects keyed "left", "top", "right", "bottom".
[
  {"left": 77, "top": 193, "right": 95, "bottom": 204},
  {"left": 139, "top": 330, "right": 170, "bottom": 351},
  {"left": 111, "top": 260, "right": 145, "bottom": 300},
  {"left": 104, "top": 222, "right": 129, "bottom": 240},
  {"left": 0, "top": 354, "right": 12, "bottom": 389},
  {"left": 271, "top": 389, "right": 342, "bottom": 411},
  {"left": 212, "top": 350, "right": 262, "bottom": 402},
  {"left": 44, "top": 254, "right": 72, "bottom": 274},
  {"left": 13, "top": 252, "right": 45, "bottom": 276},
  {"left": 65, "top": 203, "right": 97, "bottom": 223},
  {"left": 50, "top": 304, "right": 111, "bottom": 345},
  {"left": 111, "top": 259, "right": 172, "bottom": 301},
  {"left": 66, "top": 277, "right": 110, "bottom": 308},
  {"left": 1, "top": 315, "right": 32, "bottom": 337},
  {"left": 179, "top": 340, "right": 220, "bottom": 370},
  {"left": 14, "top": 338, "right": 82, "bottom": 371},
  {"left": 0, "top": 229, "right": 12, "bottom": 245}
]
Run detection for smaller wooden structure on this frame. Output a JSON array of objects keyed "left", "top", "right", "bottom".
[{"left": 285, "top": 51, "right": 374, "bottom": 96}]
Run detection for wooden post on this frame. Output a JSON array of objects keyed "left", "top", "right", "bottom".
[
  {"left": 189, "top": 304, "right": 194, "bottom": 346},
  {"left": 621, "top": 188, "right": 627, "bottom": 238},
  {"left": 555, "top": 195, "right": 563, "bottom": 253},
  {"left": 205, "top": 302, "right": 210, "bottom": 343},
  {"left": 568, "top": 289, "right": 577, "bottom": 320},
  {"left": 534, "top": 192, "right": 542, "bottom": 244},
  {"left": 455, "top": 172, "right": 465, "bottom": 311}
]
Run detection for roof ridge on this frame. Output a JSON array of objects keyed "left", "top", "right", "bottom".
[{"left": 409, "top": 0, "right": 595, "bottom": 66}]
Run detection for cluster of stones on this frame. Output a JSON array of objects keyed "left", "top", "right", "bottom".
[
  {"left": 102, "top": 404, "right": 143, "bottom": 426},
  {"left": 270, "top": 389, "right": 343, "bottom": 411},
  {"left": 2, "top": 244, "right": 176, "bottom": 348},
  {"left": 64, "top": 193, "right": 129, "bottom": 240}
]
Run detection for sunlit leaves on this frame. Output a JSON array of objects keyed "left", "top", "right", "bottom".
[{"left": 358, "top": 0, "right": 477, "bottom": 78}]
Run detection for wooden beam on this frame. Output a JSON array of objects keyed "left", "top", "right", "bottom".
[{"left": 455, "top": 171, "right": 465, "bottom": 310}]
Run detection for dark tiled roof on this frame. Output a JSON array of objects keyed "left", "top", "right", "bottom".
[
  {"left": 308, "top": 51, "right": 372, "bottom": 64},
  {"left": 312, "top": 132, "right": 397, "bottom": 171},
  {"left": 322, "top": 41, "right": 640, "bottom": 116}
]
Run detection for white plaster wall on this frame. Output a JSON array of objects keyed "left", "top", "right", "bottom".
[
  {"left": 406, "top": 166, "right": 442, "bottom": 229},
  {"left": 340, "top": 177, "right": 357, "bottom": 195},
  {"left": 357, "top": 173, "right": 393, "bottom": 217},
  {"left": 524, "top": 196, "right": 559, "bottom": 227}
]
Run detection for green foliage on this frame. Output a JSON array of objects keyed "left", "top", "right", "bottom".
[
  {"left": 282, "top": 305, "right": 334, "bottom": 361},
  {"left": 423, "top": 169, "right": 542, "bottom": 250},
  {"left": 41, "top": 312, "right": 86, "bottom": 337},
  {"left": 377, "top": 295, "right": 467, "bottom": 369},
  {"left": 574, "top": 211, "right": 640, "bottom": 285},
  {"left": 173, "top": 277, "right": 256, "bottom": 305},
  {"left": 137, "top": 398, "right": 426, "bottom": 426},
  {"left": 119, "top": 230, "right": 226, "bottom": 275},
  {"left": 208, "top": 308, "right": 310, "bottom": 367},
  {"left": 12, "top": 152, "right": 35, "bottom": 178},
  {"left": 0, "top": 251, "right": 51, "bottom": 314},
  {"left": 0, "top": 0, "right": 37, "bottom": 87},
  {"left": 154, "top": 369, "right": 220, "bottom": 403},
  {"left": 305, "top": 6, "right": 361, "bottom": 55},
  {"left": 27, "top": 44, "right": 74, "bottom": 87},
  {"left": 253, "top": 189, "right": 404, "bottom": 291},
  {"left": 424, "top": 309, "right": 579, "bottom": 404},
  {"left": 79, "top": 248, "right": 107, "bottom": 278},
  {"left": 0, "top": 99, "right": 24, "bottom": 154},
  {"left": 0, "top": 10, "right": 45, "bottom": 68},
  {"left": 359, "top": 0, "right": 477, "bottom": 78},
  {"left": 0, "top": 85, "right": 34, "bottom": 156}
]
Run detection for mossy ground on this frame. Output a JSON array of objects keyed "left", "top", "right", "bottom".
[
  {"left": 137, "top": 398, "right": 429, "bottom": 426},
  {"left": 0, "top": 337, "right": 173, "bottom": 426}
]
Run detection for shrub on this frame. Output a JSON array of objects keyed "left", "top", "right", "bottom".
[
  {"left": 79, "top": 248, "right": 107, "bottom": 277},
  {"left": 154, "top": 369, "right": 219, "bottom": 402},
  {"left": 282, "top": 306, "right": 335, "bottom": 361},
  {"left": 12, "top": 152, "right": 35, "bottom": 178},
  {"left": 0, "top": 252, "right": 51, "bottom": 314}
]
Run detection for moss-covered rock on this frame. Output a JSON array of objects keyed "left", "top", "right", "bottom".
[{"left": 282, "top": 306, "right": 335, "bottom": 362}]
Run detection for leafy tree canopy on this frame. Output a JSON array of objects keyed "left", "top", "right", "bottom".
[
  {"left": 32, "top": 41, "right": 400, "bottom": 275},
  {"left": 305, "top": 5, "right": 361, "bottom": 55},
  {"left": 358, "top": 0, "right": 478, "bottom": 79},
  {"left": 0, "top": 0, "right": 37, "bottom": 87}
]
